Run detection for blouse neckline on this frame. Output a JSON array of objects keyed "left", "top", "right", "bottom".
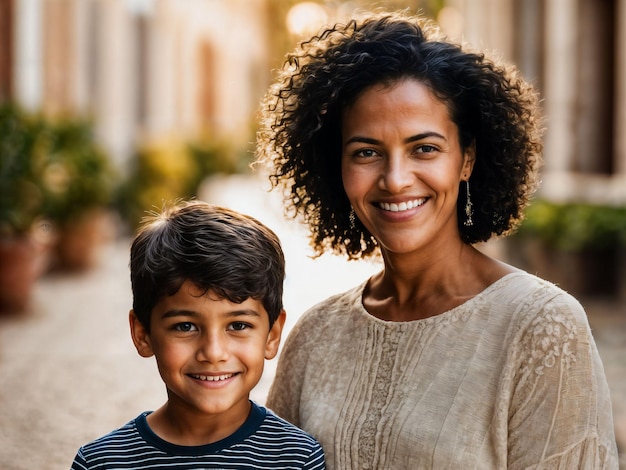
[{"left": 354, "top": 271, "right": 527, "bottom": 326}]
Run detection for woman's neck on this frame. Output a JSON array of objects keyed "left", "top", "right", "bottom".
[{"left": 364, "top": 245, "right": 514, "bottom": 321}]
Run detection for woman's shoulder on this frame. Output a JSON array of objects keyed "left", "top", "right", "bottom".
[
  {"left": 494, "top": 271, "right": 591, "bottom": 354},
  {"left": 490, "top": 271, "right": 585, "bottom": 316},
  {"left": 297, "top": 280, "right": 367, "bottom": 323},
  {"left": 282, "top": 281, "right": 367, "bottom": 346}
]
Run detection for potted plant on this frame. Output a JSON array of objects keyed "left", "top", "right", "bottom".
[
  {"left": 507, "top": 199, "right": 626, "bottom": 297},
  {"left": 41, "top": 116, "right": 117, "bottom": 271},
  {"left": 116, "top": 134, "right": 238, "bottom": 231},
  {"left": 0, "top": 103, "right": 54, "bottom": 312}
]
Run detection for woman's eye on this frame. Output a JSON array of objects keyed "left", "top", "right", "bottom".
[
  {"left": 228, "top": 322, "right": 250, "bottom": 331},
  {"left": 415, "top": 144, "right": 438, "bottom": 154},
  {"left": 355, "top": 148, "right": 378, "bottom": 158},
  {"left": 174, "top": 322, "right": 197, "bottom": 332}
]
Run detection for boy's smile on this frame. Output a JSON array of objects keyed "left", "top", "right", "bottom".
[{"left": 130, "top": 280, "right": 285, "bottom": 444}]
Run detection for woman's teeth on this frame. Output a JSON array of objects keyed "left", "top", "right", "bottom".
[{"left": 379, "top": 199, "right": 425, "bottom": 212}]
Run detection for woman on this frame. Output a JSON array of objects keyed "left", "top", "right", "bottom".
[{"left": 256, "top": 11, "right": 618, "bottom": 469}]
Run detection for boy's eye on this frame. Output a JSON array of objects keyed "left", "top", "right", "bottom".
[
  {"left": 228, "top": 322, "right": 250, "bottom": 331},
  {"left": 174, "top": 322, "right": 197, "bottom": 332}
]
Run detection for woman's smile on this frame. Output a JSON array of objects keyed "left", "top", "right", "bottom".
[{"left": 378, "top": 198, "right": 427, "bottom": 213}]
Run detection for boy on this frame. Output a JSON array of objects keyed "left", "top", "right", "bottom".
[{"left": 71, "top": 200, "right": 325, "bottom": 469}]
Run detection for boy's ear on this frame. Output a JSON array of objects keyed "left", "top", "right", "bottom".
[
  {"left": 129, "top": 310, "right": 154, "bottom": 358},
  {"left": 265, "top": 310, "right": 286, "bottom": 360}
]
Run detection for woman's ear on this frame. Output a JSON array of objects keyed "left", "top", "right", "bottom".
[
  {"left": 265, "top": 310, "right": 286, "bottom": 360},
  {"left": 129, "top": 310, "right": 154, "bottom": 358},
  {"left": 462, "top": 140, "right": 476, "bottom": 179}
]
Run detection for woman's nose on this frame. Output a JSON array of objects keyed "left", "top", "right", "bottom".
[{"left": 379, "top": 155, "right": 414, "bottom": 193}]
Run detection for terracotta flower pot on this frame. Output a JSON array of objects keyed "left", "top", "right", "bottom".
[
  {"left": 54, "top": 209, "right": 114, "bottom": 271},
  {"left": 0, "top": 235, "right": 49, "bottom": 313}
]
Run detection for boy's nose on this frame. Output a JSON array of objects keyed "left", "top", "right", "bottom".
[{"left": 196, "top": 332, "right": 229, "bottom": 363}]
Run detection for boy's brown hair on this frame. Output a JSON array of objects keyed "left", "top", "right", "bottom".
[{"left": 130, "top": 200, "right": 285, "bottom": 331}]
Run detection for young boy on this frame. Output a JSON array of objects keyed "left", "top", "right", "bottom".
[{"left": 71, "top": 200, "right": 325, "bottom": 469}]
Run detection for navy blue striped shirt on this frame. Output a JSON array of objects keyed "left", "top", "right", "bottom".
[{"left": 71, "top": 402, "right": 325, "bottom": 469}]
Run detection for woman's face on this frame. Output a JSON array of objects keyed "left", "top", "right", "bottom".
[{"left": 341, "top": 79, "right": 474, "bottom": 257}]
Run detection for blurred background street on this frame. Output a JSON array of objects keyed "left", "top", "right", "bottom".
[{"left": 2, "top": 0, "right": 626, "bottom": 468}]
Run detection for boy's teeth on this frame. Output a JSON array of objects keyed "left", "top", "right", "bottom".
[
  {"left": 379, "top": 199, "right": 424, "bottom": 212},
  {"left": 192, "top": 373, "right": 234, "bottom": 381}
]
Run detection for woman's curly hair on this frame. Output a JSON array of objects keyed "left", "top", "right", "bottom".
[{"left": 255, "top": 11, "right": 544, "bottom": 259}]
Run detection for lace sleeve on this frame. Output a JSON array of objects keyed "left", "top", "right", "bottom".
[{"left": 507, "top": 293, "right": 618, "bottom": 469}]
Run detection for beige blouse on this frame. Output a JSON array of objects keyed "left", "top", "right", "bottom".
[{"left": 267, "top": 272, "right": 618, "bottom": 469}]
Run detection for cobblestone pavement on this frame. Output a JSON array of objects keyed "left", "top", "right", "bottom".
[{"left": 1, "top": 175, "right": 624, "bottom": 469}]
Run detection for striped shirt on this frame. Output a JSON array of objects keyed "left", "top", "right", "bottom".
[{"left": 71, "top": 402, "right": 325, "bottom": 469}]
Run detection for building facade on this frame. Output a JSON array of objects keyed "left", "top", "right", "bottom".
[
  {"left": 1, "top": 0, "right": 272, "bottom": 167},
  {"left": 456, "top": 0, "right": 626, "bottom": 205}
]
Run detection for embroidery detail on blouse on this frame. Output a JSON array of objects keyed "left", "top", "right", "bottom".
[
  {"left": 520, "top": 296, "right": 578, "bottom": 378},
  {"left": 357, "top": 326, "right": 400, "bottom": 468}
]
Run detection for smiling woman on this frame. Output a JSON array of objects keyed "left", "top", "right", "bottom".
[
  {"left": 340, "top": 79, "right": 474, "bottom": 261},
  {"left": 255, "top": 10, "right": 619, "bottom": 469}
]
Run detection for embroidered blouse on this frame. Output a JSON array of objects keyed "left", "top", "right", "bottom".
[{"left": 267, "top": 272, "right": 618, "bottom": 469}]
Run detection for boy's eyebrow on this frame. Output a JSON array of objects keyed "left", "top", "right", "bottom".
[
  {"left": 344, "top": 131, "right": 446, "bottom": 146},
  {"left": 159, "top": 309, "right": 262, "bottom": 319},
  {"left": 160, "top": 309, "right": 198, "bottom": 320},
  {"left": 226, "top": 309, "right": 263, "bottom": 318}
]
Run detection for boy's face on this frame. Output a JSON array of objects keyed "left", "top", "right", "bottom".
[{"left": 130, "top": 280, "right": 285, "bottom": 423}]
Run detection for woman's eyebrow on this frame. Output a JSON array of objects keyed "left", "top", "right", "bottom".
[
  {"left": 344, "top": 136, "right": 380, "bottom": 146},
  {"left": 404, "top": 131, "right": 447, "bottom": 143},
  {"left": 344, "top": 131, "right": 446, "bottom": 146}
]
